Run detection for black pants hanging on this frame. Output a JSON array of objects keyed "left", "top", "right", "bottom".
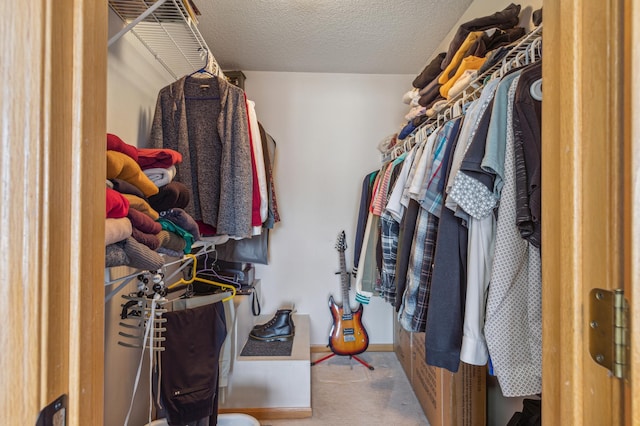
[{"left": 160, "top": 301, "right": 227, "bottom": 426}]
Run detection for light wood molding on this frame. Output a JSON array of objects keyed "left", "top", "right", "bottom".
[
  {"left": 0, "top": 1, "right": 48, "bottom": 422},
  {"left": 626, "top": 0, "right": 639, "bottom": 424},
  {"left": 65, "top": 1, "right": 107, "bottom": 423},
  {"left": 0, "top": 1, "right": 106, "bottom": 424},
  {"left": 219, "top": 407, "right": 313, "bottom": 420},
  {"left": 542, "top": 0, "right": 625, "bottom": 424}
]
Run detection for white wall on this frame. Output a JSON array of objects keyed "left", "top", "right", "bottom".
[
  {"left": 244, "top": 71, "right": 413, "bottom": 346},
  {"left": 106, "top": 9, "right": 173, "bottom": 146}
]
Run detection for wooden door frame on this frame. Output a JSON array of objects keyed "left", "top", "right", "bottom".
[
  {"left": 0, "top": 0, "right": 106, "bottom": 424},
  {"left": 627, "top": 0, "right": 639, "bottom": 424},
  {"left": 2, "top": 0, "right": 637, "bottom": 424},
  {"left": 542, "top": 0, "right": 630, "bottom": 424}
]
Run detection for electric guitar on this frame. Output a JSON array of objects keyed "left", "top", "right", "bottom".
[{"left": 328, "top": 231, "right": 369, "bottom": 356}]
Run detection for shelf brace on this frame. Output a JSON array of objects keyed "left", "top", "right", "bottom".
[{"left": 108, "top": 0, "right": 170, "bottom": 47}]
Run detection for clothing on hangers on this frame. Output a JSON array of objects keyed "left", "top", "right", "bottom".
[
  {"left": 364, "top": 25, "right": 545, "bottom": 399},
  {"left": 149, "top": 75, "right": 253, "bottom": 239}
]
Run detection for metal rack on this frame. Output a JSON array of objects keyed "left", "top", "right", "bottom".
[
  {"left": 108, "top": 0, "right": 217, "bottom": 79},
  {"left": 383, "top": 25, "right": 543, "bottom": 161}
]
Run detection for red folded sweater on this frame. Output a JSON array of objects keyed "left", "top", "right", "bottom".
[
  {"left": 137, "top": 148, "right": 183, "bottom": 170},
  {"left": 106, "top": 187, "right": 130, "bottom": 218},
  {"left": 107, "top": 133, "right": 138, "bottom": 162}
]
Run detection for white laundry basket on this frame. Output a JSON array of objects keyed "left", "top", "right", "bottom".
[
  {"left": 145, "top": 413, "right": 260, "bottom": 426},
  {"left": 217, "top": 413, "right": 260, "bottom": 426}
]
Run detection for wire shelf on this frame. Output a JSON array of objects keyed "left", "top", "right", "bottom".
[
  {"left": 383, "top": 25, "right": 543, "bottom": 162},
  {"left": 108, "top": 0, "right": 210, "bottom": 79}
]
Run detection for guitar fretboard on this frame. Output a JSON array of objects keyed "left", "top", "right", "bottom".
[{"left": 339, "top": 248, "right": 351, "bottom": 316}]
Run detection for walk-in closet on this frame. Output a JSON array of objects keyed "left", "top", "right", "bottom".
[{"left": 1, "top": 0, "right": 638, "bottom": 425}]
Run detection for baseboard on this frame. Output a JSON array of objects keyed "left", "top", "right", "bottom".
[
  {"left": 218, "top": 407, "right": 312, "bottom": 420},
  {"left": 310, "top": 343, "right": 394, "bottom": 353}
]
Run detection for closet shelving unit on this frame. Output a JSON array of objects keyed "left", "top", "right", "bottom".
[
  {"left": 384, "top": 24, "right": 543, "bottom": 162},
  {"left": 108, "top": 0, "right": 215, "bottom": 79}
]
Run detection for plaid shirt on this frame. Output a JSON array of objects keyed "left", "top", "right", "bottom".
[
  {"left": 398, "top": 207, "right": 439, "bottom": 332},
  {"left": 379, "top": 211, "right": 400, "bottom": 304},
  {"left": 420, "top": 118, "right": 462, "bottom": 217},
  {"left": 410, "top": 212, "right": 440, "bottom": 332}
]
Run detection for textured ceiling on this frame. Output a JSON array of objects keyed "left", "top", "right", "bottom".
[{"left": 196, "top": 0, "right": 474, "bottom": 75}]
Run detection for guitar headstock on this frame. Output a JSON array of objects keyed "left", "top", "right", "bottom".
[{"left": 335, "top": 230, "right": 347, "bottom": 252}]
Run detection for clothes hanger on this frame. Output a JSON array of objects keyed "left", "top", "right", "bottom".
[
  {"left": 188, "top": 49, "right": 217, "bottom": 78},
  {"left": 166, "top": 253, "right": 236, "bottom": 301},
  {"left": 193, "top": 258, "right": 243, "bottom": 289},
  {"left": 452, "top": 97, "right": 465, "bottom": 118},
  {"left": 530, "top": 78, "right": 543, "bottom": 101},
  {"left": 187, "top": 64, "right": 215, "bottom": 81},
  {"left": 528, "top": 37, "right": 543, "bottom": 101},
  {"left": 192, "top": 275, "right": 237, "bottom": 301}
]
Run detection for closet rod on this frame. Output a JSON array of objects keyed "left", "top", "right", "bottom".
[{"left": 104, "top": 243, "right": 219, "bottom": 303}]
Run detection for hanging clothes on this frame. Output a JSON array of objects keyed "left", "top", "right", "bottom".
[
  {"left": 484, "top": 72, "right": 542, "bottom": 398},
  {"left": 369, "top": 21, "right": 545, "bottom": 402},
  {"left": 159, "top": 301, "right": 228, "bottom": 425},
  {"left": 397, "top": 118, "right": 461, "bottom": 332},
  {"left": 149, "top": 75, "right": 253, "bottom": 239},
  {"left": 513, "top": 61, "right": 543, "bottom": 248},
  {"left": 378, "top": 154, "right": 407, "bottom": 303},
  {"left": 353, "top": 171, "right": 379, "bottom": 274},
  {"left": 258, "top": 123, "right": 281, "bottom": 229},
  {"left": 354, "top": 172, "right": 383, "bottom": 301}
]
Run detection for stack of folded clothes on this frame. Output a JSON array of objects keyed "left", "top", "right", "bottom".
[
  {"left": 392, "top": 3, "right": 530, "bottom": 146},
  {"left": 104, "top": 133, "right": 200, "bottom": 270}
]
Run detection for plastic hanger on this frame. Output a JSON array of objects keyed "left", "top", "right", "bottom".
[
  {"left": 167, "top": 253, "right": 236, "bottom": 301},
  {"left": 192, "top": 275, "right": 237, "bottom": 301},
  {"left": 530, "top": 78, "right": 543, "bottom": 101},
  {"left": 529, "top": 37, "right": 543, "bottom": 101},
  {"left": 188, "top": 49, "right": 217, "bottom": 78}
]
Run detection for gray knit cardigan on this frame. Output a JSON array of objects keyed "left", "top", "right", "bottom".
[{"left": 149, "top": 75, "right": 253, "bottom": 238}]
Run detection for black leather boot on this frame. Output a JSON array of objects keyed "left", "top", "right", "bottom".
[{"left": 249, "top": 309, "right": 295, "bottom": 342}]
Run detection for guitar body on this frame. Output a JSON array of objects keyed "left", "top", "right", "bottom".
[{"left": 327, "top": 295, "right": 369, "bottom": 356}]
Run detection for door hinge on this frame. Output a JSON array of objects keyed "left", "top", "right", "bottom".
[{"left": 589, "top": 288, "right": 629, "bottom": 380}]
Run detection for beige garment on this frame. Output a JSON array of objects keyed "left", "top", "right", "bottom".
[
  {"left": 122, "top": 193, "right": 160, "bottom": 220},
  {"left": 105, "top": 217, "right": 132, "bottom": 245},
  {"left": 157, "top": 230, "right": 186, "bottom": 252}
]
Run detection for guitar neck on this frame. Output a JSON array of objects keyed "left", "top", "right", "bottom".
[{"left": 339, "top": 250, "right": 352, "bottom": 316}]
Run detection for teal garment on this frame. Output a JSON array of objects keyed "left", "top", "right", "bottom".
[
  {"left": 481, "top": 69, "right": 522, "bottom": 198},
  {"left": 158, "top": 219, "right": 194, "bottom": 254}
]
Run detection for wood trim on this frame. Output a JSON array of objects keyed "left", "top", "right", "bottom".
[
  {"left": 627, "top": 0, "right": 639, "bottom": 424},
  {"left": 67, "top": 1, "right": 107, "bottom": 423},
  {"left": 0, "top": 0, "right": 106, "bottom": 424},
  {"left": 310, "top": 344, "right": 394, "bottom": 353},
  {"left": 542, "top": 0, "right": 625, "bottom": 424},
  {"left": 0, "top": 1, "right": 48, "bottom": 422},
  {"left": 218, "top": 407, "right": 313, "bottom": 420}
]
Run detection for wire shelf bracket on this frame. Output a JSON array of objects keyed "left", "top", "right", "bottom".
[{"left": 108, "top": 0, "right": 212, "bottom": 79}]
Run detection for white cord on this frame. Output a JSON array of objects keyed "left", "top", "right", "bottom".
[
  {"left": 124, "top": 293, "right": 160, "bottom": 426},
  {"left": 148, "top": 301, "right": 154, "bottom": 425}
]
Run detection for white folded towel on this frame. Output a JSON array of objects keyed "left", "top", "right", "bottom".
[{"left": 143, "top": 165, "right": 176, "bottom": 188}]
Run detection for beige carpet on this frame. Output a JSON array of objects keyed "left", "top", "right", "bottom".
[{"left": 261, "top": 352, "right": 430, "bottom": 426}]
